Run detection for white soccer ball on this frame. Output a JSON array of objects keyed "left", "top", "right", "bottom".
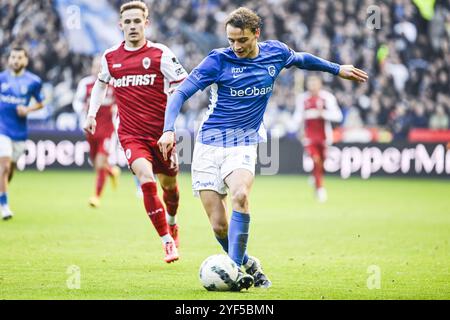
[{"left": 199, "top": 254, "right": 239, "bottom": 291}]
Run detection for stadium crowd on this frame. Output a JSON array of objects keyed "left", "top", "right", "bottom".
[{"left": 1, "top": 0, "right": 449, "bottom": 140}]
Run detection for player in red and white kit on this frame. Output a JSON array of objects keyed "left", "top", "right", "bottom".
[
  {"left": 293, "top": 75, "right": 343, "bottom": 202},
  {"left": 74, "top": 56, "right": 120, "bottom": 208},
  {"left": 84, "top": 1, "right": 188, "bottom": 263}
]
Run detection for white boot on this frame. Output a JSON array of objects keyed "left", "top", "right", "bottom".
[
  {"left": 1, "top": 206, "right": 14, "bottom": 220},
  {"left": 316, "top": 187, "right": 327, "bottom": 203}
]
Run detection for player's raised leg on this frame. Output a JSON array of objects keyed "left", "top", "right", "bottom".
[
  {"left": 132, "top": 158, "right": 178, "bottom": 263},
  {"left": 158, "top": 173, "right": 180, "bottom": 247}
]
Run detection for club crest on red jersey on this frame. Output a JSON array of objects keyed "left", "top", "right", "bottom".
[
  {"left": 142, "top": 57, "right": 151, "bottom": 69},
  {"left": 125, "top": 149, "right": 132, "bottom": 159}
]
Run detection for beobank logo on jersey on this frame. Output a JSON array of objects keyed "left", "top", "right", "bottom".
[
  {"left": 112, "top": 74, "right": 157, "bottom": 87},
  {"left": 230, "top": 84, "right": 273, "bottom": 97}
]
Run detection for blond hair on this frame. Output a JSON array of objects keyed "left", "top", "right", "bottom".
[{"left": 120, "top": 1, "right": 149, "bottom": 19}]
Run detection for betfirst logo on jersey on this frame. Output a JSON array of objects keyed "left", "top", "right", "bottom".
[
  {"left": 112, "top": 74, "right": 157, "bottom": 87},
  {"left": 230, "top": 85, "right": 273, "bottom": 97}
]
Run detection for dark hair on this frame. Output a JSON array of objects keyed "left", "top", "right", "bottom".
[
  {"left": 10, "top": 46, "right": 28, "bottom": 58},
  {"left": 225, "top": 7, "right": 262, "bottom": 33}
]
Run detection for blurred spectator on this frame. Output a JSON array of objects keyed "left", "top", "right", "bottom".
[
  {"left": 411, "top": 104, "right": 429, "bottom": 128},
  {"left": 0, "top": 0, "right": 449, "bottom": 141},
  {"left": 390, "top": 102, "right": 413, "bottom": 140},
  {"left": 429, "top": 105, "right": 449, "bottom": 130}
]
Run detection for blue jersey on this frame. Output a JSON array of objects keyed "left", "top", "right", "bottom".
[
  {"left": 164, "top": 40, "right": 340, "bottom": 147},
  {"left": 0, "top": 70, "right": 44, "bottom": 141}
]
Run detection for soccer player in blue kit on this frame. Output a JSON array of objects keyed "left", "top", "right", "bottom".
[
  {"left": 0, "top": 47, "right": 44, "bottom": 220},
  {"left": 159, "top": 7, "right": 368, "bottom": 290}
]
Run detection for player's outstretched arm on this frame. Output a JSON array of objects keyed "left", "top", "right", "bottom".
[
  {"left": 158, "top": 79, "right": 199, "bottom": 160},
  {"left": 290, "top": 52, "right": 368, "bottom": 83},
  {"left": 337, "top": 65, "right": 368, "bottom": 83}
]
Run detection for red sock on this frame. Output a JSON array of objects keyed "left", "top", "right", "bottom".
[
  {"left": 162, "top": 185, "right": 179, "bottom": 217},
  {"left": 96, "top": 168, "right": 107, "bottom": 197},
  {"left": 141, "top": 182, "right": 169, "bottom": 237},
  {"left": 313, "top": 158, "right": 323, "bottom": 189}
]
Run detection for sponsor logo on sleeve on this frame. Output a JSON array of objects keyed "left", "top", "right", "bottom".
[
  {"left": 172, "top": 57, "right": 181, "bottom": 65},
  {"left": 175, "top": 68, "right": 185, "bottom": 76}
]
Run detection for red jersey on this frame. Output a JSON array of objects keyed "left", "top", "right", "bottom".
[
  {"left": 294, "top": 90, "right": 342, "bottom": 145},
  {"left": 74, "top": 75, "right": 116, "bottom": 138},
  {"left": 98, "top": 41, "right": 188, "bottom": 141}
]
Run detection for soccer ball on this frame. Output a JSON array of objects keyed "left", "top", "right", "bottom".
[{"left": 199, "top": 254, "right": 239, "bottom": 291}]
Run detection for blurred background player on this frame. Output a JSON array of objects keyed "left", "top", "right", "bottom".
[
  {"left": 159, "top": 7, "right": 368, "bottom": 290},
  {"left": 293, "top": 76, "right": 343, "bottom": 203},
  {"left": 84, "top": 1, "right": 188, "bottom": 263},
  {"left": 73, "top": 56, "right": 121, "bottom": 208},
  {"left": 0, "top": 47, "right": 44, "bottom": 220}
]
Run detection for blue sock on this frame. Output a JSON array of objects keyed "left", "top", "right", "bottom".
[
  {"left": 215, "top": 234, "right": 249, "bottom": 265},
  {"left": 228, "top": 211, "right": 250, "bottom": 267},
  {"left": 0, "top": 192, "right": 7, "bottom": 206}
]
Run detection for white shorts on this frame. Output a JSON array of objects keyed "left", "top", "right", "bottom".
[
  {"left": 191, "top": 142, "right": 258, "bottom": 196},
  {"left": 0, "top": 134, "right": 26, "bottom": 162}
]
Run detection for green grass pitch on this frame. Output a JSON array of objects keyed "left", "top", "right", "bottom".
[{"left": 0, "top": 170, "right": 449, "bottom": 300}]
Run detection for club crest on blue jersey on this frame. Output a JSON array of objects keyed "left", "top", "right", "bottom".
[
  {"left": 142, "top": 57, "right": 151, "bottom": 69},
  {"left": 267, "top": 65, "right": 276, "bottom": 77}
]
